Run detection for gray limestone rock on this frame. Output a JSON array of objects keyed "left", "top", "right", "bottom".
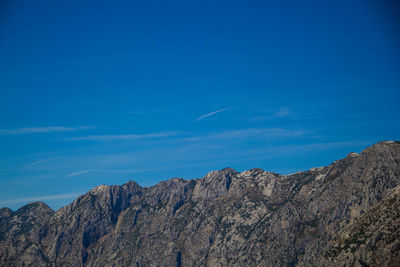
[{"left": 0, "top": 141, "right": 399, "bottom": 266}]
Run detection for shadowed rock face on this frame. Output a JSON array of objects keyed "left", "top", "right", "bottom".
[
  {"left": 0, "top": 202, "right": 54, "bottom": 267},
  {"left": 1, "top": 141, "right": 399, "bottom": 266},
  {"left": 314, "top": 184, "right": 400, "bottom": 267}
]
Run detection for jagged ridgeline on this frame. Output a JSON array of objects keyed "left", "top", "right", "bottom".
[{"left": 1, "top": 141, "right": 399, "bottom": 266}]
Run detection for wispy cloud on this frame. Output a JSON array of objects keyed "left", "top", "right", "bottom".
[
  {"left": 65, "top": 131, "right": 182, "bottom": 141},
  {"left": 27, "top": 160, "right": 46, "bottom": 167},
  {"left": 64, "top": 168, "right": 142, "bottom": 178},
  {"left": 277, "top": 140, "right": 373, "bottom": 152},
  {"left": 250, "top": 107, "right": 291, "bottom": 122},
  {"left": 0, "top": 158, "right": 52, "bottom": 177},
  {"left": 66, "top": 128, "right": 304, "bottom": 143},
  {"left": 0, "top": 170, "right": 15, "bottom": 176},
  {"left": 0, "top": 192, "right": 84, "bottom": 206},
  {"left": 273, "top": 107, "right": 291, "bottom": 117},
  {"left": 124, "top": 108, "right": 175, "bottom": 115},
  {"left": 24, "top": 159, "right": 52, "bottom": 168},
  {"left": 64, "top": 169, "right": 93, "bottom": 177},
  {"left": 195, "top": 107, "right": 234, "bottom": 121},
  {"left": 0, "top": 126, "right": 91, "bottom": 135},
  {"left": 184, "top": 128, "right": 305, "bottom": 142}
]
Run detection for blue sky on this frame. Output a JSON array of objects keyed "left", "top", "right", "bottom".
[{"left": 1, "top": 0, "right": 399, "bottom": 210}]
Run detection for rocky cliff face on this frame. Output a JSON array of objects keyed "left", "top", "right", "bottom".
[
  {"left": 1, "top": 141, "right": 399, "bottom": 266},
  {"left": 315, "top": 184, "right": 400, "bottom": 267}
]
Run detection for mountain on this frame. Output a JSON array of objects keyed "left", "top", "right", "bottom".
[{"left": 1, "top": 141, "right": 399, "bottom": 266}]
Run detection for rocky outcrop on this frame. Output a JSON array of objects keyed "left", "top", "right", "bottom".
[
  {"left": 40, "top": 181, "right": 142, "bottom": 266},
  {"left": 0, "top": 141, "right": 399, "bottom": 266},
  {"left": 315, "top": 184, "right": 400, "bottom": 267},
  {"left": 0, "top": 202, "right": 54, "bottom": 267}
]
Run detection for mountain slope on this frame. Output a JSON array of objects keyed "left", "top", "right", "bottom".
[
  {"left": 315, "top": 184, "right": 400, "bottom": 267},
  {"left": 0, "top": 141, "right": 399, "bottom": 266}
]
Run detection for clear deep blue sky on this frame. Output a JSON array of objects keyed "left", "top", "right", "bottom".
[{"left": 1, "top": 0, "right": 399, "bottom": 210}]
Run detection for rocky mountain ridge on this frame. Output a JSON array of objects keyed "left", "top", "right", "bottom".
[{"left": 1, "top": 141, "right": 399, "bottom": 266}]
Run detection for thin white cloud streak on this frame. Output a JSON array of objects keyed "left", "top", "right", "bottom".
[
  {"left": 24, "top": 158, "right": 52, "bottom": 169},
  {"left": 273, "top": 107, "right": 291, "bottom": 118},
  {"left": 183, "top": 128, "right": 305, "bottom": 142},
  {"left": 280, "top": 140, "right": 372, "bottom": 152},
  {"left": 250, "top": 107, "right": 291, "bottom": 122},
  {"left": 65, "top": 131, "right": 182, "bottom": 141},
  {"left": 64, "top": 168, "right": 146, "bottom": 178},
  {"left": 64, "top": 169, "right": 93, "bottom": 177},
  {"left": 223, "top": 140, "right": 373, "bottom": 160},
  {"left": 0, "top": 158, "right": 52, "bottom": 177},
  {"left": 195, "top": 107, "right": 233, "bottom": 121},
  {"left": 124, "top": 108, "right": 175, "bottom": 115},
  {"left": 27, "top": 160, "right": 46, "bottom": 167},
  {"left": 0, "top": 192, "right": 83, "bottom": 206},
  {"left": 0, "top": 126, "right": 91, "bottom": 135},
  {"left": 0, "top": 170, "right": 16, "bottom": 176}
]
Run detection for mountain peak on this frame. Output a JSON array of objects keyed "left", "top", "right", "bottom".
[
  {"left": 15, "top": 201, "right": 54, "bottom": 215},
  {"left": 0, "top": 207, "right": 13, "bottom": 218}
]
